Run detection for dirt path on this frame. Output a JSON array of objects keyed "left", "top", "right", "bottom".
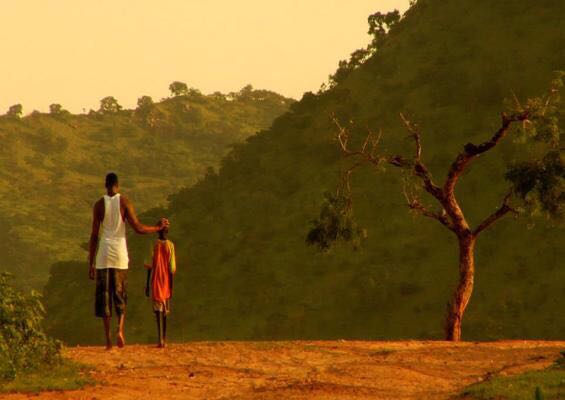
[{"left": 3, "top": 341, "right": 564, "bottom": 399}]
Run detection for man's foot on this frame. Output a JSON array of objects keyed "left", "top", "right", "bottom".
[
  {"left": 105, "top": 342, "right": 113, "bottom": 351},
  {"left": 117, "top": 332, "right": 125, "bottom": 348}
]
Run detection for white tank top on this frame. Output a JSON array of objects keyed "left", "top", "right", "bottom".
[{"left": 95, "top": 194, "right": 129, "bottom": 269}]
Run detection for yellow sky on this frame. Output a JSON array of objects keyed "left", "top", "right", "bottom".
[{"left": 0, "top": 1, "right": 409, "bottom": 113}]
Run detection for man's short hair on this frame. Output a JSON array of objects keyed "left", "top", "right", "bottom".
[{"left": 105, "top": 173, "right": 119, "bottom": 189}]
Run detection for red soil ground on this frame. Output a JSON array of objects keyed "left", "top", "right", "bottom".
[{"left": 2, "top": 340, "right": 564, "bottom": 399}]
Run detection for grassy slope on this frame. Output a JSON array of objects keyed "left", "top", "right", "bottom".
[
  {"left": 0, "top": 89, "right": 292, "bottom": 287},
  {"left": 45, "top": 0, "right": 564, "bottom": 344}
]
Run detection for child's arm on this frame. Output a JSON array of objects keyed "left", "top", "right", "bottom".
[
  {"left": 144, "top": 243, "right": 154, "bottom": 298},
  {"left": 168, "top": 241, "right": 176, "bottom": 296},
  {"left": 169, "top": 241, "right": 176, "bottom": 275},
  {"left": 145, "top": 268, "right": 151, "bottom": 298}
]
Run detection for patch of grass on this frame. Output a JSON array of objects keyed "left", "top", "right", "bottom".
[
  {"left": 0, "top": 360, "right": 94, "bottom": 394},
  {"left": 459, "top": 357, "right": 565, "bottom": 400}
]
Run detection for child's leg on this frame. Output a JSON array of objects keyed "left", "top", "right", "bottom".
[
  {"left": 155, "top": 311, "right": 163, "bottom": 347},
  {"left": 162, "top": 299, "right": 170, "bottom": 346},
  {"left": 162, "top": 314, "right": 167, "bottom": 346}
]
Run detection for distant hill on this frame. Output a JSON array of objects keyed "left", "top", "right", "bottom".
[
  {"left": 45, "top": 0, "right": 564, "bottom": 344},
  {"left": 0, "top": 87, "right": 292, "bottom": 287}
]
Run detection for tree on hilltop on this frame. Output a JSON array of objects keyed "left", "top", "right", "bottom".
[
  {"left": 169, "top": 81, "right": 189, "bottom": 97},
  {"left": 49, "top": 103, "right": 69, "bottom": 116},
  {"left": 329, "top": 10, "right": 401, "bottom": 87},
  {"left": 136, "top": 95, "right": 154, "bottom": 115},
  {"left": 240, "top": 84, "right": 253, "bottom": 95},
  {"left": 211, "top": 91, "right": 226, "bottom": 100},
  {"left": 6, "top": 104, "right": 23, "bottom": 118},
  {"left": 99, "top": 96, "right": 122, "bottom": 114}
]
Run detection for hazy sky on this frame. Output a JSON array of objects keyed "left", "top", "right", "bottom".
[{"left": 0, "top": 1, "right": 409, "bottom": 113}]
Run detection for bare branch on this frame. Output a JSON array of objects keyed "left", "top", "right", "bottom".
[
  {"left": 473, "top": 191, "right": 518, "bottom": 236},
  {"left": 333, "top": 113, "right": 446, "bottom": 223},
  {"left": 466, "top": 112, "right": 530, "bottom": 155},
  {"left": 510, "top": 90, "right": 524, "bottom": 113},
  {"left": 337, "top": 160, "right": 364, "bottom": 199},
  {"left": 444, "top": 111, "right": 530, "bottom": 195},
  {"left": 361, "top": 129, "right": 372, "bottom": 153},
  {"left": 367, "top": 127, "right": 384, "bottom": 159},
  {"left": 402, "top": 180, "right": 456, "bottom": 231},
  {"left": 397, "top": 113, "right": 444, "bottom": 201},
  {"left": 333, "top": 116, "right": 383, "bottom": 167},
  {"left": 400, "top": 112, "right": 422, "bottom": 160},
  {"left": 332, "top": 114, "right": 448, "bottom": 231},
  {"left": 413, "top": 162, "right": 444, "bottom": 201},
  {"left": 439, "top": 111, "right": 529, "bottom": 232}
]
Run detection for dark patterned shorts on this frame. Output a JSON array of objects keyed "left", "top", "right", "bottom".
[{"left": 95, "top": 268, "right": 128, "bottom": 318}]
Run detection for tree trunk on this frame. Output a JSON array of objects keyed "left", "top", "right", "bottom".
[{"left": 444, "top": 234, "right": 476, "bottom": 341}]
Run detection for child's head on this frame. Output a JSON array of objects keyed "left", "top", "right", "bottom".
[{"left": 158, "top": 225, "right": 169, "bottom": 239}]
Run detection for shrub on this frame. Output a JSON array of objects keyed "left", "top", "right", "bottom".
[{"left": 0, "top": 273, "right": 61, "bottom": 380}]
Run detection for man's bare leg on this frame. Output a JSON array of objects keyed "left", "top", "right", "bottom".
[
  {"left": 116, "top": 313, "right": 126, "bottom": 348},
  {"left": 103, "top": 317, "right": 112, "bottom": 350}
]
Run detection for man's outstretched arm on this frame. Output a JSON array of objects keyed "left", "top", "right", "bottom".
[
  {"left": 88, "top": 200, "right": 103, "bottom": 280},
  {"left": 122, "top": 196, "right": 168, "bottom": 234}
]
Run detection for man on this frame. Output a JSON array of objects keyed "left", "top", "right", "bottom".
[{"left": 89, "top": 172, "right": 169, "bottom": 350}]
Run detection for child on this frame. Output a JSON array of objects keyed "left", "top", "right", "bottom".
[{"left": 145, "top": 225, "right": 176, "bottom": 348}]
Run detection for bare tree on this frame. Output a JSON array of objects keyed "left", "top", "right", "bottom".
[{"left": 308, "top": 76, "right": 563, "bottom": 341}]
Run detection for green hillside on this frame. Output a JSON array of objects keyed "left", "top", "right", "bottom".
[
  {"left": 0, "top": 87, "right": 292, "bottom": 287},
  {"left": 45, "top": 0, "right": 564, "bottom": 344}
]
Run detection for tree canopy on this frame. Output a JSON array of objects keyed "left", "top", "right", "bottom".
[
  {"left": 169, "top": 81, "right": 189, "bottom": 97},
  {"left": 6, "top": 104, "right": 23, "bottom": 118},
  {"left": 98, "top": 96, "right": 122, "bottom": 114}
]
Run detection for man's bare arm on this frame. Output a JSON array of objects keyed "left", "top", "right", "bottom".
[
  {"left": 122, "top": 196, "right": 168, "bottom": 234},
  {"left": 88, "top": 200, "right": 103, "bottom": 279}
]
